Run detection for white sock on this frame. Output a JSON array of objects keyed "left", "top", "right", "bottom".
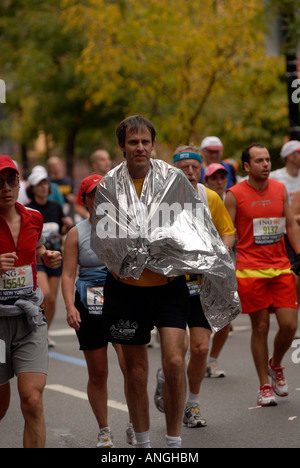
[
  {"left": 158, "top": 368, "right": 165, "bottom": 381},
  {"left": 99, "top": 426, "right": 110, "bottom": 432},
  {"left": 135, "top": 430, "right": 151, "bottom": 448},
  {"left": 186, "top": 392, "right": 199, "bottom": 405},
  {"left": 208, "top": 357, "right": 217, "bottom": 364},
  {"left": 166, "top": 435, "right": 182, "bottom": 448}
]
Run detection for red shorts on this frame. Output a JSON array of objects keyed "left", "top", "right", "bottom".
[{"left": 236, "top": 270, "right": 298, "bottom": 314}]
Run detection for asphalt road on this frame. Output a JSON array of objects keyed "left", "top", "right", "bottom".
[{"left": 1, "top": 290, "right": 300, "bottom": 450}]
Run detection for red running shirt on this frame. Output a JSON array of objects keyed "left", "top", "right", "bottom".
[
  {"left": 0, "top": 203, "right": 43, "bottom": 291},
  {"left": 228, "top": 180, "right": 291, "bottom": 271}
]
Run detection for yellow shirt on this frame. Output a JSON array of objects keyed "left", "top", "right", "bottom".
[{"left": 205, "top": 187, "right": 235, "bottom": 237}]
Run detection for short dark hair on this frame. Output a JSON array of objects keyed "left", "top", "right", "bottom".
[
  {"left": 241, "top": 143, "right": 267, "bottom": 170},
  {"left": 116, "top": 115, "right": 156, "bottom": 147}
]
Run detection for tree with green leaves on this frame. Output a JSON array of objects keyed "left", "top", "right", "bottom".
[{"left": 0, "top": 0, "right": 125, "bottom": 174}]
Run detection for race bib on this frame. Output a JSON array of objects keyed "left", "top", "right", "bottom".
[
  {"left": 253, "top": 217, "right": 286, "bottom": 245},
  {"left": 187, "top": 280, "right": 201, "bottom": 297},
  {"left": 43, "top": 222, "right": 60, "bottom": 238},
  {"left": 0, "top": 265, "right": 34, "bottom": 300},
  {"left": 86, "top": 286, "right": 104, "bottom": 315}
]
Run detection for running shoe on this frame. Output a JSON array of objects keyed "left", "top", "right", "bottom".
[
  {"left": 183, "top": 402, "right": 207, "bottom": 428},
  {"left": 206, "top": 361, "right": 226, "bottom": 378},
  {"left": 268, "top": 358, "right": 289, "bottom": 397},
  {"left": 126, "top": 422, "right": 137, "bottom": 446},
  {"left": 97, "top": 427, "right": 115, "bottom": 448},
  {"left": 154, "top": 368, "right": 165, "bottom": 413},
  {"left": 257, "top": 384, "right": 278, "bottom": 407}
]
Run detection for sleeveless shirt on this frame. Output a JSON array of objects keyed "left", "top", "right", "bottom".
[
  {"left": 228, "top": 180, "right": 290, "bottom": 271},
  {"left": 76, "top": 218, "right": 106, "bottom": 272}
]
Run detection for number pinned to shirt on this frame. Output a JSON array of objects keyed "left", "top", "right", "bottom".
[{"left": 253, "top": 217, "right": 286, "bottom": 245}]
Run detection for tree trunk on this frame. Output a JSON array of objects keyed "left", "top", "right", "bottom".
[{"left": 64, "top": 128, "right": 78, "bottom": 177}]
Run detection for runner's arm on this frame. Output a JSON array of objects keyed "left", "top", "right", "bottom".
[
  {"left": 291, "top": 189, "right": 300, "bottom": 226},
  {"left": 285, "top": 188, "right": 300, "bottom": 255},
  {"left": 61, "top": 226, "right": 81, "bottom": 331},
  {"left": 224, "top": 190, "right": 237, "bottom": 227}
]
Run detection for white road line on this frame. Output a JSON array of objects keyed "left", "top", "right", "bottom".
[
  {"left": 49, "top": 328, "right": 76, "bottom": 337},
  {"left": 46, "top": 384, "right": 128, "bottom": 413}
]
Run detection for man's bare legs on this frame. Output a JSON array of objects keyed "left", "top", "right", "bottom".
[
  {"left": 159, "top": 327, "right": 186, "bottom": 438},
  {"left": 121, "top": 344, "right": 150, "bottom": 435},
  {"left": 249, "top": 307, "right": 298, "bottom": 386},
  {"left": 121, "top": 327, "right": 186, "bottom": 447}
]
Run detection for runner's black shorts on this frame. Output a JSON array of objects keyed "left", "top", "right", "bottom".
[
  {"left": 102, "top": 273, "right": 190, "bottom": 345},
  {"left": 74, "top": 291, "right": 108, "bottom": 351},
  {"left": 187, "top": 294, "right": 211, "bottom": 331}
]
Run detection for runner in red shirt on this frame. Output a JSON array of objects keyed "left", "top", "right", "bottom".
[
  {"left": 225, "top": 143, "right": 300, "bottom": 407},
  {"left": 0, "top": 155, "right": 62, "bottom": 447}
]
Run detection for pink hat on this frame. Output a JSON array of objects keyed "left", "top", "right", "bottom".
[{"left": 204, "top": 163, "right": 228, "bottom": 180}]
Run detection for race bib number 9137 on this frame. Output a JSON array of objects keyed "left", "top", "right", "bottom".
[{"left": 253, "top": 217, "right": 286, "bottom": 245}]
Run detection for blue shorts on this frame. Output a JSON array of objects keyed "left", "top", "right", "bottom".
[{"left": 36, "top": 262, "right": 63, "bottom": 278}]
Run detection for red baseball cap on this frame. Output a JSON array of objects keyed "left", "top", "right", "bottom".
[
  {"left": 79, "top": 174, "right": 103, "bottom": 197},
  {"left": 0, "top": 155, "right": 19, "bottom": 174}
]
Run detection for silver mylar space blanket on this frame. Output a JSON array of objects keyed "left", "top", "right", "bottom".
[{"left": 91, "top": 159, "right": 241, "bottom": 331}]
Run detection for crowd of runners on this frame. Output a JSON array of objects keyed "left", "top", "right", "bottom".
[{"left": 0, "top": 115, "right": 300, "bottom": 448}]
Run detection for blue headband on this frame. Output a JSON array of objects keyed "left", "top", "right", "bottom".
[{"left": 173, "top": 152, "right": 202, "bottom": 164}]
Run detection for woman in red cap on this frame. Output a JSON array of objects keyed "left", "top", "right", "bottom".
[
  {"left": 0, "top": 155, "right": 62, "bottom": 447},
  {"left": 62, "top": 175, "right": 135, "bottom": 448}
]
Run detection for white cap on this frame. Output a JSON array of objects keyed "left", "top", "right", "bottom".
[
  {"left": 201, "top": 136, "right": 224, "bottom": 151},
  {"left": 280, "top": 140, "right": 300, "bottom": 159},
  {"left": 28, "top": 166, "right": 48, "bottom": 186}
]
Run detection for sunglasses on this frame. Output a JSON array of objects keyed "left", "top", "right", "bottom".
[{"left": 0, "top": 175, "right": 19, "bottom": 190}]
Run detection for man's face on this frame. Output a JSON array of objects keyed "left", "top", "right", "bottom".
[
  {"left": 120, "top": 127, "right": 155, "bottom": 178},
  {"left": 0, "top": 169, "right": 19, "bottom": 208},
  {"left": 289, "top": 151, "right": 300, "bottom": 169},
  {"left": 175, "top": 159, "right": 202, "bottom": 190},
  {"left": 92, "top": 151, "right": 112, "bottom": 176},
  {"left": 202, "top": 148, "right": 223, "bottom": 165},
  {"left": 244, "top": 147, "right": 271, "bottom": 180}
]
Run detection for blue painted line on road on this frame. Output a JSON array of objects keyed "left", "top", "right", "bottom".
[{"left": 49, "top": 351, "right": 87, "bottom": 368}]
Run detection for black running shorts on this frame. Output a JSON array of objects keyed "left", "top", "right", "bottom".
[
  {"left": 187, "top": 294, "right": 211, "bottom": 330},
  {"left": 102, "top": 273, "right": 190, "bottom": 345},
  {"left": 74, "top": 292, "right": 108, "bottom": 351}
]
